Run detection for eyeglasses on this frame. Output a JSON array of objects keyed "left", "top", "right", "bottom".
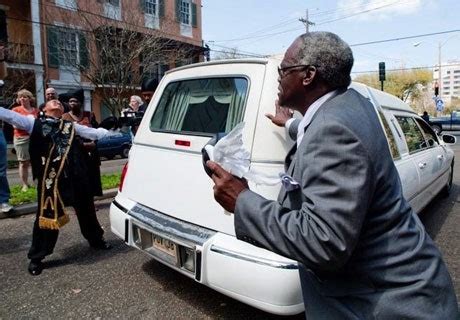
[{"left": 277, "top": 64, "right": 312, "bottom": 78}]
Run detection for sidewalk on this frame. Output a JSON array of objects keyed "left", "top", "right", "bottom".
[{"left": 0, "top": 188, "right": 118, "bottom": 219}]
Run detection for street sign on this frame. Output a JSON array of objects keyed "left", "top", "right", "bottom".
[{"left": 435, "top": 97, "right": 444, "bottom": 112}]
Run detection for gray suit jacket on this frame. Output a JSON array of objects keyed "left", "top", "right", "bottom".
[{"left": 235, "top": 89, "right": 459, "bottom": 319}]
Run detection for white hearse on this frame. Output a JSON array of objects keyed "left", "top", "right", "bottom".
[{"left": 110, "top": 59, "right": 455, "bottom": 315}]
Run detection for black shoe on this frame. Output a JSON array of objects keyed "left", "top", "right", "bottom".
[
  {"left": 28, "top": 260, "right": 43, "bottom": 276},
  {"left": 89, "top": 240, "right": 112, "bottom": 250}
]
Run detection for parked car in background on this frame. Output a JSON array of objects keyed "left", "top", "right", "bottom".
[
  {"left": 109, "top": 58, "right": 456, "bottom": 315},
  {"left": 97, "top": 129, "right": 132, "bottom": 159},
  {"left": 429, "top": 110, "right": 460, "bottom": 134}
]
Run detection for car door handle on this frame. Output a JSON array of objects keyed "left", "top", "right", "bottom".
[
  {"left": 437, "top": 155, "right": 444, "bottom": 160},
  {"left": 418, "top": 162, "right": 427, "bottom": 169}
]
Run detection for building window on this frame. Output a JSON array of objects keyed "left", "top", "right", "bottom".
[
  {"left": 145, "top": 0, "right": 158, "bottom": 15},
  {"left": 180, "top": 0, "right": 190, "bottom": 25},
  {"left": 104, "top": 0, "right": 121, "bottom": 20},
  {"left": 55, "top": 0, "right": 77, "bottom": 10},
  {"left": 454, "top": 70, "right": 460, "bottom": 74},
  {"left": 47, "top": 26, "right": 88, "bottom": 69},
  {"left": 447, "top": 70, "right": 451, "bottom": 74},
  {"left": 107, "top": 0, "right": 119, "bottom": 6},
  {"left": 58, "top": 29, "right": 79, "bottom": 66}
]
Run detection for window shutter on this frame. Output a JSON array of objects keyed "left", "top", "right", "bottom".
[
  {"left": 191, "top": 2, "right": 197, "bottom": 27},
  {"left": 139, "top": 0, "right": 145, "bottom": 12},
  {"left": 159, "top": 0, "right": 165, "bottom": 18},
  {"left": 175, "top": 0, "right": 181, "bottom": 22},
  {"left": 79, "top": 33, "right": 89, "bottom": 70},
  {"left": 47, "top": 27, "right": 59, "bottom": 68}
]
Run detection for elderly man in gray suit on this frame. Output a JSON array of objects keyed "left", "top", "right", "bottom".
[{"left": 207, "top": 32, "right": 458, "bottom": 319}]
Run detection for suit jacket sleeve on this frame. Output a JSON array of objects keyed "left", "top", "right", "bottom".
[{"left": 234, "top": 118, "right": 375, "bottom": 273}]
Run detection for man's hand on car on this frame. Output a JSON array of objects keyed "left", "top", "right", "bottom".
[
  {"left": 207, "top": 160, "right": 249, "bottom": 213},
  {"left": 265, "top": 100, "right": 293, "bottom": 127}
]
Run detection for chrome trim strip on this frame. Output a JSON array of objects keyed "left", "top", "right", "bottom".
[
  {"left": 210, "top": 245, "right": 298, "bottom": 270},
  {"left": 134, "top": 142, "right": 202, "bottom": 155},
  {"left": 112, "top": 200, "right": 128, "bottom": 213},
  {"left": 250, "top": 160, "right": 285, "bottom": 165},
  {"left": 128, "top": 204, "right": 216, "bottom": 246}
]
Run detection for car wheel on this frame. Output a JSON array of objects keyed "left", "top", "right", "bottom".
[
  {"left": 121, "top": 145, "right": 130, "bottom": 158},
  {"left": 441, "top": 161, "right": 454, "bottom": 197},
  {"left": 431, "top": 124, "right": 442, "bottom": 135}
]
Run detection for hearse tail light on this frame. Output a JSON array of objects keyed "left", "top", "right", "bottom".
[
  {"left": 119, "top": 162, "right": 129, "bottom": 192},
  {"left": 175, "top": 139, "right": 191, "bottom": 147}
]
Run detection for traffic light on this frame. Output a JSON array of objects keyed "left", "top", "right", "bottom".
[
  {"left": 434, "top": 82, "right": 439, "bottom": 96},
  {"left": 379, "top": 62, "right": 386, "bottom": 81}
]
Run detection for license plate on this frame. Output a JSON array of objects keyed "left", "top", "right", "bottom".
[{"left": 152, "top": 234, "right": 177, "bottom": 258}]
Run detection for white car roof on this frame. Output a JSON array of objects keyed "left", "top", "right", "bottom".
[{"left": 168, "top": 58, "right": 415, "bottom": 115}]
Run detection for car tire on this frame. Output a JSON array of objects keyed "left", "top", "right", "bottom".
[
  {"left": 121, "top": 145, "right": 130, "bottom": 158},
  {"left": 431, "top": 124, "right": 442, "bottom": 135},
  {"left": 441, "top": 161, "right": 454, "bottom": 197}
]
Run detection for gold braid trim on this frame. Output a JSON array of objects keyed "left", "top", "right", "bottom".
[{"left": 38, "top": 120, "right": 75, "bottom": 230}]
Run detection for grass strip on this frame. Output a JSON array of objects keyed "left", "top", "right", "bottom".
[{"left": 9, "top": 173, "right": 121, "bottom": 206}]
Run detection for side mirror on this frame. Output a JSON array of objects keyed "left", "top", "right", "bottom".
[{"left": 442, "top": 134, "right": 456, "bottom": 145}]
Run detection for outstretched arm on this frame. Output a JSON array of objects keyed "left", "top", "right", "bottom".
[
  {"left": 74, "top": 123, "right": 112, "bottom": 140},
  {"left": 0, "top": 107, "right": 34, "bottom": 134}
]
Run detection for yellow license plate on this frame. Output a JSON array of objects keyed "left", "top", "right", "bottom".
[{"left": 152, "top": 234, "right": 177, "bottom": 258}]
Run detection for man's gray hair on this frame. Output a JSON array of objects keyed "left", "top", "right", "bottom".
[{"left": 297, "top": 32, "right": 354, "bottom": 89}]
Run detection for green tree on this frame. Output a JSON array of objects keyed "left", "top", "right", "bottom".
[
  {"left": 354, "top": 68, "right": 432, "bottom": 107},
  {"left": 354, "top": 69, "right": 434, "bottom": 113}
]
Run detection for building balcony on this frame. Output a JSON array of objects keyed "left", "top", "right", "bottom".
[{"left": 6, "top": 42, "right": 35, "bottom": 64}]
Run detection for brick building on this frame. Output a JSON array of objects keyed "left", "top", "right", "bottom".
[{"left": 1, "top": 0, "right": 205, "bottom": 121}]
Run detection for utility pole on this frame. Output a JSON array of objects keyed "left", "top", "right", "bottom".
[
  {"left": 438, "top": 42, "right": 442, "bottom": 98},
  {"left": 299, "top": 9, "right": 315, "bottom": 32}
]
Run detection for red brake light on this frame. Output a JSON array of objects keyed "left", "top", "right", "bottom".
[
  {"left": 119, "top": 162, "right": 129, "bottom": 192},
  {"left": 175, "top": 139, "right": 191, "bottom": 147}
]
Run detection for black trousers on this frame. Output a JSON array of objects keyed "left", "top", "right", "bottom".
[{"left": 27, "top": 189, "right": 104, "bottom": 261}]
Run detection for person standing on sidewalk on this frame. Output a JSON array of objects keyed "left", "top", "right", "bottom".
[
  {"left": 0, "top": 46, "right": 12, "bottom": 213},
  {"left": 0, "top": 99, "right": 113, "bottom": 276},
  {"left": 62, "top": 89, "right": 103, "bottom": 197},
  {"left": 12, "top": 89, "right": 38, "bottom": 192}
]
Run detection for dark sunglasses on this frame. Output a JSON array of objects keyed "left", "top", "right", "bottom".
[{"left": 277, "top": 64, "right": 313, "bottom": 77}]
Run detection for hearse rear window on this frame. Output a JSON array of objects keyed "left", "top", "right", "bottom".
[{"left": 150, "top": 78, "right": 248, "bottom": 135}]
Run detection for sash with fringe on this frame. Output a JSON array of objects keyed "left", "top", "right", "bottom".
[{"left": 38, "top": 119, "right": 75, "bottom": 230}]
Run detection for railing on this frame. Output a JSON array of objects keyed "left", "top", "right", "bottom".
[{"left": 6, "top": 42, "right": 34, "bottom": 64}]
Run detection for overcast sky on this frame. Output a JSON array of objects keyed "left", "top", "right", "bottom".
[{"left": 202, "top": 0, "right": 460, "bottom": 75}]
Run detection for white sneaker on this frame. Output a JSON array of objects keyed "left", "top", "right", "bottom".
[{"left": 1, "top": 203, "right": 13, "bottom": 213}]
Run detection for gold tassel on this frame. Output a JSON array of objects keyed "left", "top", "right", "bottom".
[{"left": 39, "top": 213, "right": 70, "bottom": 230}]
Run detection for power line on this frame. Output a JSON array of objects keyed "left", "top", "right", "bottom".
[
  {"left": 350, "top": 30, "right": 460, "bottom": 47},
  {"left": 352, "top": 63, "right": 460, "bottom": 74},
  {"left": 208, "top": 0, "right": 412, "bottom": 44},
  {"left": 316, "top": 0, "right": 415, "bottom": 25},
  {"left": 310, "top": 0, "right": 400, "bottom": 17}
]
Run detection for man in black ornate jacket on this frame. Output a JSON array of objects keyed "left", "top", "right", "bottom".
[{"left": 0, "top": 99, "right": 113, "bottom": 275}]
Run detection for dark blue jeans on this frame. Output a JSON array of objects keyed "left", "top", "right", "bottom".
[{"left": 0, "top": 130, "right": 10, "bottom": 203}]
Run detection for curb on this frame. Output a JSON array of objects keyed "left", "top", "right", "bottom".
[{"left": 0, "top": 188, "right": 119, "bottom": 219}]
